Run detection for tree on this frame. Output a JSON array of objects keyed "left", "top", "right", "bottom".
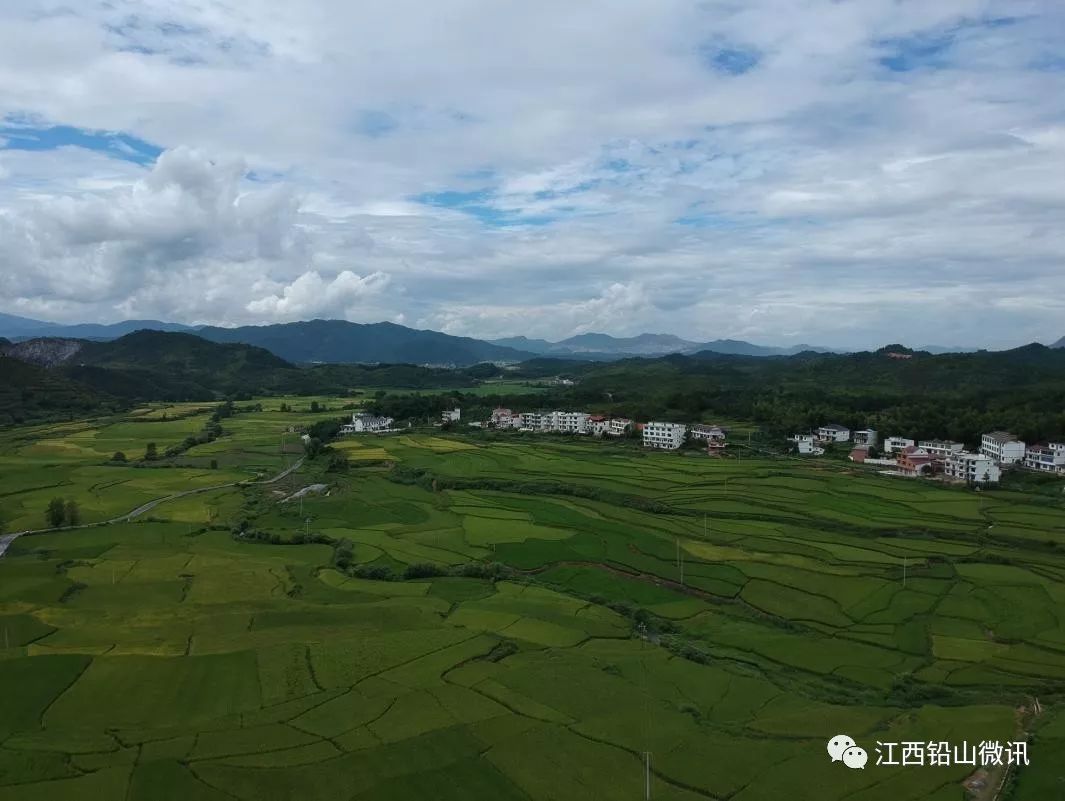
[
  {"left": 310, "top": 401, "right": 320, "bottom": 413},
  {"left": 145, "top": 442, "right": 158, "bottom": 461},
  {"left": 46, "top": 497, "right": 66, "bottom": 528},
  {"left": 112, "top": 451, "right": 127, "bottom": 463},
  {"left": 210, "top": 459, "right": 219, "bottom": 470},
  {"left": 64, "top": 500, "right": 81, "bottom": 527},
  {"left": 326, "top": 451, "right": 349, "bottom": 473}
]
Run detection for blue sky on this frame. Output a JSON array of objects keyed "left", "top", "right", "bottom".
[{"left": 1, "top": 0, "right": 1064, "bottom": 348}]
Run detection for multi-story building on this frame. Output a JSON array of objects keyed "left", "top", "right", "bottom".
[
  {"left": 980, "top": 431, "right": 1026, "bottom": 464},
  {"left": 341, "top": 414, "right": 394, "bottom": 434},
  {"left": 882, "top": 436, "right": 916, "bottom": 454},
  {"left": 896, "top": 445, "right": 935, "bottom": 476},
  {"left": 918, "top": 440, "right": 965, "bottom": 459},
  {"left": 1023, "top": 445, "right": 1065, "bottom": 473},
  {"left": 518, "top": 412, "right": 544, "bottom": 431},
  {"left": 689, "top": 424, "right": 725, "bottom": 441},
  {"left": 589, "top": 415, "right": 609, "bottom": 436},
  {"left": 690, "top": 424, "right": 727, "bottom": 451},
  {"left": 550, "top": 411, "right": 590, "bottom": 434},
  {"left": 796, "top": 439, "right": 824, "bottom": 456},
  {"left": 440, "top": 408, "right": 461, "bottom": 424},
  {"left": 491, "top": 407, "right": 514, "bottom": 427},
  {"left": 816, "top": 424, "right": 850, "bottom": 443},
  {"left": 643, "top": 421, "right": 687, "bottom": 450},
  {"left": 607, "top": 418, "right": 633, "bottom": 437},
  {"left": 852, "top": 429, "right": 878, "bottom": 448},
  {"left": 944, "top": 451, "right": 1001, "bottom": 485}
]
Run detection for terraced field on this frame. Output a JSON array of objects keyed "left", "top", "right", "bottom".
[{"left": 1, "top": 415, "right": 1063, "bottom": 799}]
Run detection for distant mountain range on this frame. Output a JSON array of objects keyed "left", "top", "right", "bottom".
[
  {"left": 194, "top": 320, "right": 536, "bottom": 365},
  {"left": 1, "top": 312, "right": 1049, "bottom": 365},
  {"left": 0, "top": 312, "right": 194, "bottom": 340},
  {"left": 490, "top": 332, "right": 836, "bottom": 358}
]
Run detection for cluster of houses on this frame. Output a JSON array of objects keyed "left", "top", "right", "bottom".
[
  {"left": 484, "top": 408, "right": 727, "bottom": 452},
  {"left": 791, "top": 424, "right": 1065, "bottom": 485}
]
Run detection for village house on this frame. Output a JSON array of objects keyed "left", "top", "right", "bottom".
[
  {"left": 980, "top": 431, "right": 1026, "bottom": 465},
  {"left": 689, "top": 424, "right": 726, "bottom": 441},
  {"left": 518, "top": 412, "right": 544, "bottom": 431},
  {"left": 549, "top": 411, "right": 591, "bottom": 434},
  {"left": 918, "top": 440, "right": 965, "bottom": 459},
  {"left": 643, "top": 421, "right": 687, "bottom": 450},
  {"left": 606, "top": 418, "right": 633, "bottom": 437},
  {"left": 491, "top": 407, "right": 515, "bottom": 427},
  {"left": 340, "top": 413, "right": 394, "bottom": 434},
  {"left": 852, "top": 429, "right": 878, "bottom": 448},
  {"left": 882, "top": 436, "right": 916, "bottom": 454},
  {"left": 896, "top": 445, "right": 936, "bottom": 476},
  {"left": 816, "top": 424, "right": 850, "bottom": 443},
  {"left": 944, "top": 451, "right": 1001, "bottom": 485},
  {"left": 589, "top": 415, "right": 609, "bottom": 436},
  {"left": 1023, "top": 445, "right": 1065, "bottom": 473},
  {"left": 789, "top": 434, "right": 824, "bottom": 455},
  {"left": 440, "top": 408, "right": 461, "bottom": 424},
  {"left": 690, "top": 424, "right": 727, "bottom": 451}
]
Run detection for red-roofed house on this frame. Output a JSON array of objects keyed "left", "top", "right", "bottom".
[{"left": 897, "top": 445, "right": 936, "bottom": 476}]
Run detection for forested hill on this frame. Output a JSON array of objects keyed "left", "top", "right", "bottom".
[
  {"left": 540, "top": 344, "right": 1065, "bottom": 445},
  {"left": 0, "top": 331, "right": 488, "bottom": 425},
  {"left": 0, "top": 356, "right": 122, "bottom": 427}
]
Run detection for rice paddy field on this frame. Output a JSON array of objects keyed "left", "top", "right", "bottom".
[{"left": 1, "top": 407, "right": 1064, "bottom": 800}]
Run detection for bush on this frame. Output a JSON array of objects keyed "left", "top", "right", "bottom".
[
  {"left": 404, "top": 562, "right": 447, "bottom": 580},
  {"left": 111, "top": 451, "right": 127, "bottom": 463},
  {"left": 351, "top": 564, "right": 398, "bottom": 581}
]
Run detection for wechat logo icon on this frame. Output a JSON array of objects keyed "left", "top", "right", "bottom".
[{"left": 827, "top": 735, "right": 868, "bottom": 769}]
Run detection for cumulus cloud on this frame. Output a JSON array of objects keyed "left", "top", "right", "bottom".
[
  {"left": 246, "top": 270, "right": 391, "bottom": 320},
  {"left": 0, "top": 1, "right": 1064, "bottom": 347}
]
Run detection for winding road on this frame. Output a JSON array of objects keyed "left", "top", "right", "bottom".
[{"left": 0, "top": 457, "right": 305, "bottom": 558}]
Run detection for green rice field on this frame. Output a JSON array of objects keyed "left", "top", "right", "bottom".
[{"left": 1, "top": 406, "right": 1063, "bottom": 799}]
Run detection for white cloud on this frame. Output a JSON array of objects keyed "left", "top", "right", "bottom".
[
  {"left": 246, "top": 270, "right": 391, "bottom": 320},
  {"left": 0, "top": 1, "right": 1064, "bottom": 347}
]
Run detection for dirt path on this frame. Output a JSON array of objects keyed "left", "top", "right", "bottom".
[{"left": 0, "top": 457, "right": 305, "bottom": 557}]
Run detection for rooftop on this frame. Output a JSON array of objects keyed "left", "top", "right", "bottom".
[{"left": 984, "top": 431, "right": 1017, "bottom": 443}]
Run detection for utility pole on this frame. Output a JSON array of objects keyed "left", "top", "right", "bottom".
[
  {"left": 902, "top": 557, "right": 907, "bottom": 589},
  {"left": 644, "top": 751, "right": 652, "bottom": 800}
]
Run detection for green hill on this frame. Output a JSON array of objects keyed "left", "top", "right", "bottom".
[{"left": 0, "top": 356, "right": 120, "bottom": 426}]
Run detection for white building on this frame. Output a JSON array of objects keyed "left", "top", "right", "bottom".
[
  {"left": 441, "top": 408, "right": 461, "bottom": 424},
  {"left": 796, "top": 439, "right": 825, "bottom": 456},
  {"left": 607, "top": 418, "right": 633, "bottom": 437},
  {"left": 1024, "top": 445, "right": 1065, "bottom": 473},
  {"left": 980, "top": 431, "right": 1026, "bottom": 465},
  {"left": 852, "top": 429, "right": 878, "bottom": 448},
  {"left": 518, "top": 412, "right": 544, "bottom": 431},
  {"left": 643, "top": 421, "right": 687, "bottom": 450},
  {"left": 816, "top": 424, "right": 850, "bottom": 443},
  {"left": 549, "top": 411, "right": 590, "bottom": 434},
  {"left": 883, "top": 436, "right": 916, "bottom": 454},
  {"left": 944, "top": 451, "right": 1001, "bottom": 485},
  {"left": 589, "top": 417, "right": 609, "bottom": 436},
  {"left": 690, "top": 424, "right": 727, "bottom": 450},
  {"left": 918, "top": 440, "right": 965, "bottom": 459},
  {"left": 491, "top": 407, "right": 517, "bottom": 428},
  {"left": 341, "top": 413, "right": 394, "bottom": 434}
]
